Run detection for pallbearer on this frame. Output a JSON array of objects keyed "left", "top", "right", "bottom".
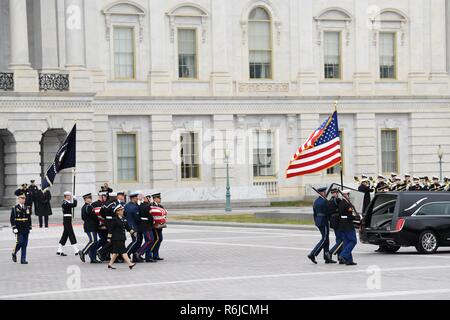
[
  {"left": 79, "top": 193, "right": 101, "bottom": 264},
  {"left": 150, "top": 192, "right": 167, "bottom": 261},
  {"left": 11, "top": 194, "right": 32, "bottom": 264},
  {"left": 337, "top": 190, "right": 358, "bottom": 266},
  {"left": 93, "top": 192, "right": 108, "bottom": 261},
  {"left": 57, "top": 191, "right": 79, "bottom": 256},
  {"left": 328, "top": 189, "right": 343, "bottom": 258},
  {"left": 124, "top": 191, "right": 143, "bottom": 262}
]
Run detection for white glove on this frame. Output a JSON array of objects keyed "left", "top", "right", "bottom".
[{"left": 12, "top": 228, "right": 18, "bottom": 234}]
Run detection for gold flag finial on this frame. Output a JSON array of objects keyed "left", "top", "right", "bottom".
[{"left": 334, "top": 100, "right": 338, "bottom": 112}]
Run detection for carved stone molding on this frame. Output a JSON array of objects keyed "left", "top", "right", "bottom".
[
  {"left": 238, "top": 82, "right": 290, "bottom": 93},
  {"left": 46, "top": 115, "right": 65, "bottom": 129},
  {"left": 120, "top": 121, "right": 135, "bottom": 133},
  {"left": 102, "top": 1, "right": 146, "bottom": 42},
  {"left": 287, "top": 114, "right": 296, "bottom": 144},
  {"left": 167, "top": 4, "right": 209, "bottom": 44}
]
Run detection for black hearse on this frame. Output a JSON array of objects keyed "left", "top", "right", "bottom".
[{"left": 359, "top": 192, "right": 450, "bottom": 254}]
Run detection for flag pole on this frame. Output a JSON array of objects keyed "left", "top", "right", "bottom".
[
  {"left": 72, "top": 121, "right": 77, "bottom": 218},
  {"left": 334, "top": 101, "right": 344, "bottom": 191}
]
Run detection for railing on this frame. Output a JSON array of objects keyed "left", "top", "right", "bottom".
[
  {"left": 39, "top": 73, "right": 69, "bottom": 91},
  {"left": 0, "top": 72, "right": 14, "bottom": 91},
  {"left": 253, "top": 180, "right": 279, "bottom": 197}
]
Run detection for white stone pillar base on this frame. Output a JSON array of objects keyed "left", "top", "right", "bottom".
[
  {"left": 210, "top": 72, "right": 233, "bottom": 96},
  {"left": 67, "top": 68, "right": 93, "bottom": 93},
  {"left": 11, "top": 68, "right": 38, "bottom": 92},
  {"left": 148, "top": 71, "right": 171, "bottom": 96},
  {"left": 353, "top": 73, "right": 374, "bottom": 95}
]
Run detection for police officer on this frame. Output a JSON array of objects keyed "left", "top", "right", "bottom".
[
  {"left": 307, "top": 187, "right": 336, "bottom": 264},
  {"left": 79, "top": 193, "right": 101, "bottom": 264},
  {"left": 57, "top": 192, "right": 79, "bottom": 256},
  {"left": 150, "top": 192, "right": 167, "bottom": 261},
  {"left": 124, "top": 191, "right": 143, "bottom": 262},
  {"left": 328, "top": 189, "right": 343, "bottom": 258},
  {"left": 337, "top": 190, "right": 357, "bottom": 266},
  {"left": 11, "top": 194, "right": 32, "bottom": 264}
]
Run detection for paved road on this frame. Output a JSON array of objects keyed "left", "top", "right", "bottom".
[{"left": 1, "top": 223, "right": 450, "bottom": 300}]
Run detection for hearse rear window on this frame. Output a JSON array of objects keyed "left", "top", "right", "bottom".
[{"left": 369, "top": 194, "right": 397, "bottom": 229}]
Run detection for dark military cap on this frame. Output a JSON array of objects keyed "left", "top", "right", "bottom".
[
  {"left": 330, "top": 188, "right": 339, "bottom": 193},
  {"left": 117, "top": 191, "right": 125, "bottom": 196},
  {"left": 151, "top": 192, "right": 161, "bottom": 199},
  {"left": 317, "top": 187, "right": 327, "bottom": 193}
]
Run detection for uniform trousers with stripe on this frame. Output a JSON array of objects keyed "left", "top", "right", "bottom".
[
  {"left": 59, "top": 219, "right": 77, "bottom": 245},
  {"left": 82, "top": 231, "right": 98, "bottom": 261},
  {"left": 138, "top": 230, "right": 155, "bottom": 258},
  {"left": 152, "top": 228, "right": 163, "bottom": 258},
  {"left": 340, "top": 229, "right": 357, "bottom": 263},
  {"left": 14, "top": 232, "right": 29, "bottom": 262},
  {"left": 126, "top": 231, "right": 143, "bottom": 256},
  {"left": 309, "top": 217, "right": 330, "bottom": 258},
  {"left": 330, "top": 229, "right": 344, "bottom": 257}
]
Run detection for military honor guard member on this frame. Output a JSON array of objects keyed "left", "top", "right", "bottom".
[
  {"left": 307, "top": 187, "right": 336, "bottom": 264},
  {"left": 328, "top": 189, "right": 343, "bottom": 258},
  {"left": 358, "top": 178, "right": 374, "bottom": 213},
  {"left": 107, "top": 205, "right": 136, "bottom": 270},
  {"left": 57, "top": 191, "right": 79, "bottom": 256},
  {"left": 79, "top": 193, "right": 101, "bottom": 264},
  {"left": 136, "top": 194, "right": 156, "bottom": 263},
  {"left": 92, "top": 191, "right": 108, "bottom": 260},
  {"left": 124, "top": 191, "right": 143, "bottom": 262},
  {"left": 97, "top": 192, "right": 116, "bottom": 261},
  {"left": 150, "top": 192, "right": 167, "bottom": 261},
  {"left": 10, "top": 194, "right": 32, "bottom": 264},
  {"left": 337, "top": 190, "right": 358, "bottom": 266}
]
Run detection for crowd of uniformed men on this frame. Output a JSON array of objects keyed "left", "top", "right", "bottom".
[{"left": 10, "top": 182, "right": 167, "bottom": 268}]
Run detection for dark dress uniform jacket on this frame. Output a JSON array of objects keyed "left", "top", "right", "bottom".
[
  {"left": 81, "top": 203, "right": 98, "bottom": 232},
  {"left": 328, "top": 197, "right": 341, "bottom": 229},
  {"left": 62, "top": 199, "right": 77, "bottom": 220},
  {"left": 358, "top": 185, "right": 373, "bottom": 213},
  {"left": 313, "top": 197, "right": 329, "bottom": 228},
  {"left": 337, "top": 199, "right": 355, "bottom": 232},
  {"left": 35, "top": 189, "right": 52, "bottom": 216},
  {"left": 108, "top": 216, "right": 132, "bottom": 241},
  {"left": 10, "top": 204, "right": 32, "bottom": 233},
  {"left": 138, "top": 202, "right": 154, "bottom": 232}
]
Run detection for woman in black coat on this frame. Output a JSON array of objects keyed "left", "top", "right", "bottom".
[
  {"left": 35, "top": 189, "right": 52, "bottom": 228},
  {"left": 107, "top": 205, "right": 136, "bottom": 270}
]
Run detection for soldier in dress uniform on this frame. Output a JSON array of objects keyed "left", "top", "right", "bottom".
[
  {"left": 443, "top": 177, "right": 450, "bottom": 191},
  {"left": 136, "top": 194, "right": 156, "bottom": 263},
  {"left": 116, "top": 191, "right": 126, "bottom": 206},
  {"left": 328, "top": 189, "right": 343, "bottom": 258},
  {"left": 307, "top": 187, "right": 336, "bottom": 264},
  {"left": 430, "top": 176, "right": 441, "bottom": 191},
  {"left": 79, "top": 193, "right": 101, "bottom": 264},
  {"left": 97, "top": 192, "right": 116, "bottom": 261},
  {"left": 124, "top": 191, "right": 143, "bottom": 262},
  {"left": 337, "top": 190, "right": 358, "bottom": 266},
  {"left": 421, "top": 176, "right": 431, "bottom": 190},
  {"left": 358, "top": 179, "right": 374, "bottom": 213},
  {"left": 10, "top": 194, "right": 32, "bottom": 264},
  {"left": 150, "top": 192, "right": 167, "bottom": 261},
  {"left": 92, "top": 192, "right": 108, "bottom": 261},
  {"left": 57, "top": 191, "right": 79, "bottom": 256}
]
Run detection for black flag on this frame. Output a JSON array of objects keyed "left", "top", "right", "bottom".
[{"left": 42, "top": 124, "right": 76, "bottom": 190}]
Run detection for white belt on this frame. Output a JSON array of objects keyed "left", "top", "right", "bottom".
[
  {"left": 340, "top": 216, "right": 348, "bottom": 219},
  {"left": 105, "top": 216, "right": 113, "bottom": 220},
  {"left": 141, "top": 218, "right": 149, "bottom": 221},
  {"left": 63, "top": 214, "right": 72, "bottom": 217}
]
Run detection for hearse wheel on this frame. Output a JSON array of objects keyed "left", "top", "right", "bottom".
[{"left": 416, "top": 230, "right": 439, "bottom": 254}]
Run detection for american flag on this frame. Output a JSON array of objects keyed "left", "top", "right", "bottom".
[{"left": 286, "top": 111, "right": 341, "bottom": 178}]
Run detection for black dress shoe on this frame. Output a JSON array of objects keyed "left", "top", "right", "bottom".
[
  {"left": 129, "top": 263, "right": 136, "bottom": 270},
  {"left": 79, "top": 252, "right": 85, "bottom": 263},
  {"left": 338, "top": 257, "right": 346, "bottom": 265},
  {"left": 90, "top": 260, "right": 101, "bottom": 264},
  {"left": 107, "top": 265, "right": 116, "bottom": 270},
  {"left": 75, "top": 252, "right": 79, "bottom": 256},
  {"left": 57, "top": 252, "right": 67, "bottom": 257},
  {"left": 21, "top": 261, "right": 28, "bottom": 264},
  {"left": 346, "top": 261, "right": 357, "bottom": 266},
  {"left": 325, "top": 259, "right": 337, "bottom": 264},
  {"left": 12, "top": 253, "right": 17, "bottom": 263},
  {"left": 155, "top": 257, "right": 164, "bottom": 261},
  {"left": 145, "top": 258, "right": 156, "bottom": 263},
  {"left": 307, "top": 254, "right": 317, "bottom": 264},
  {"left": 134, "top": 254, "right": 144, "bottom": 263}
]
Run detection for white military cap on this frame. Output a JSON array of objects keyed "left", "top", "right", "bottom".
[
  {"left": 129, "top": 191, "right": 140, "bottom": 197},
  {"left": 342, "top": 190, "right": 350, "bottom": 194},
  {"left": 63, "top": 191, "right": 72, "bottom": 196},
  {"left": 113, "top": 204, "right": 124, "bottom": 213},
  {"left": 108, "top": 192, "right": 117, "bottom": 197}
]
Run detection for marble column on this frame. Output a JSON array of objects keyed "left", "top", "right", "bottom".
[
  {"left": 40, "top": 0, "right": 59, "bottom": 73},
  {"left": 408, "top": 0, "right": 427, "bottom": 93},
  {"left": 430, "top": 0, "right": 449, "bottom": 84},
  {"left": 64, "top": 0, "right": 92, "bottom": 92},
  {"left": 210, "top": 0, "right": 232, "bottom": 96},
  {"left": 297, "top": 0, "right": 318, "bottom": 95},
  {"left": 9, "top": 0, "right": 38, "bottom": 91},
  {"left": 353, "top": 0, "right": 374, "bottom": 95}
]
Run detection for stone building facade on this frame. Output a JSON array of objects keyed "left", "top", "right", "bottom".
[{"left": 0, "top": 0, "right": 450, "bottom": 206}]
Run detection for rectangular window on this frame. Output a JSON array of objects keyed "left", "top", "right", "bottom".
[
  {"left": 180, "top": 132, "right": 200, "bottom": 179},
  {"left": 114, "top": 27, "right": 135, "bottom": 79},
  {"left": 381, "top": 129, "right": 398, "bottom": 174},
  {"left": 178, "top": 29, "right": 197, "bottom": 79},
  {"left": 249, "top": 21, "right": 272, "bottom": 79},
  {"left": 327, "top": 130, "right": 344, "bottom": 175},
  {"left": 324, "top": 32, "right": 341, "bottom": 79},
  {"left": 117, "top": 134, "right": 137, "bottom": 182},
  {"left": 253, "top": 130, "right": 275, "bottom": 177},
  {"left": 379, "top": 32, "right": 396, "bottom": 79}
]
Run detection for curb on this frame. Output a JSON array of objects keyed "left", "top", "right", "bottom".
[{"left": 169, "top": 220, "right": 316, "bottom": 231}]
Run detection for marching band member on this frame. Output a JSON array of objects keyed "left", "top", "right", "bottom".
[
  {"left": 107, "top": 205, "right": 136, "bottom": 270},
  {"left": 430, "top": 176, "right": 441, "bottom": 191},
  {"left": 375, "top": 175, "right": 389, "bottom": 193},
  {"left": 11, "top": 194, "right": 32, "bottom": 264},
  {"left": 57, "top": 191, "right": 79, "bottom": 257},
  {"left": 409, "top": 177, "right": 422, "bottom": 191}
]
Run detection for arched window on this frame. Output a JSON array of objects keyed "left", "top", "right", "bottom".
[{"left": 248, "top": 7, "right": 272, "bottom": 79}]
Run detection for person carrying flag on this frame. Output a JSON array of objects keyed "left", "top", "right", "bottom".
[{"left": 57, "top": 191, "right": 79, "bottom": 256}]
